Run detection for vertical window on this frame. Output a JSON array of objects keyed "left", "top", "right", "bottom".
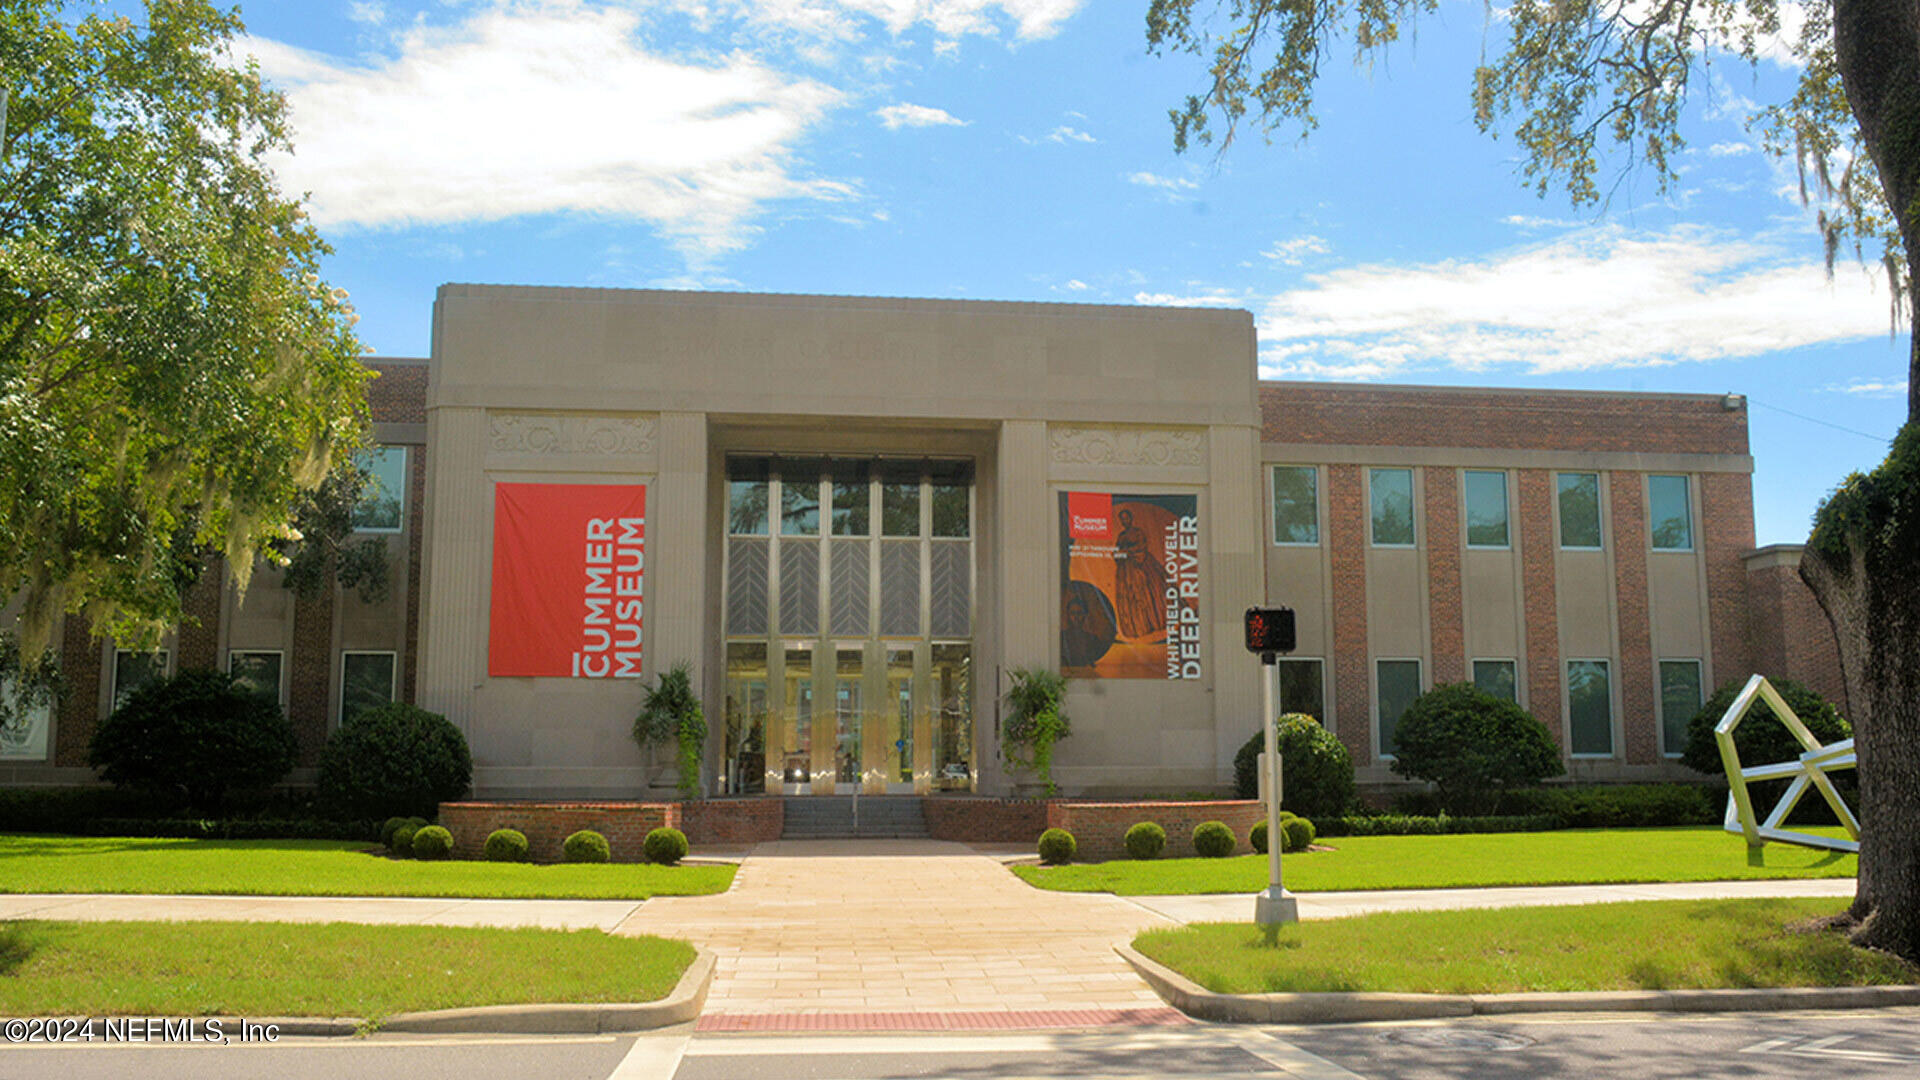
[
  {"left": 1463, "top": 470, "right": 1510, "bottom": 548},
  {"left": 727, "top": 458, "right": 770, "bottom": 535},
  {"left": 1277, "top": 658, "right": 1325, "bottom": 723},
  {"left": 1271, "top": 466, "right": 1319, "bottom": 544},
  {"left": 112, "top": 650, "right": 169, "bottom": 711},
  {"left": 353, "top": 446, "right": 407, "bottom": 532},
  {"left": 228, "top": 650, "right": 284, "bottom": 705},
  {"left": 1557, "top": 473, "right": 1603, "bottom": 549},
  {"left": 1472, "top": 659, "right": 1517, "bottom": 702},
  {"left": 880, "top": 461, "right": 921, "bottom": 537},
  {"left": 1648, "top": 475, "right": 1693, "bottom": 551},
  {"left": 0, "top": 667, "right": 52, "bottom": 760},
  {"left": 1659, "top": 659, "right": 1703, "bottom": 757},
  {"left": 830, "top": 461, "right": 869, "bottom": 537},
  {"left": 779, "top": 474, "right": 820, "bottom": 537},
  {"left": 1376, "top": 659, "right": 1422, "bottom": 757},
  {"left": 339, "top": 651, "right": 396, "bottom": 726},
  {"left": 724, "top": 642, "right": 768, "bottom": 794},
  {"left": 1370, "top": 468, "right": 1415, "bottom": 546},
  {"left": 1567, "top": 659, "right": 1613, "bottom": 756},
  {"left": 782, "top": 645, "right": 813, "bottom": 784}
]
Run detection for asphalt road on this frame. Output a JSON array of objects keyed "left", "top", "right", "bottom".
[{"left": 1, "top": 1009, "right": 1916, "bottom": 1080}]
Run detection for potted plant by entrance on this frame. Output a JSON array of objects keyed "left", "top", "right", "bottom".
[
  {"left": 633, "top": 662, "right": 707, "bottom": 800},
  {"left": 1002, "top": 668, "right": 1070, "bottom": 796}
]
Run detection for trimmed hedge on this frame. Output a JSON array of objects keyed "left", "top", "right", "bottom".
[
  {"left": 71, "top": 818, "right": 379, "bottom": 841},
  {"left": 1318, "top": 813, "right": 1564, "bottom": 837},
  {"left": 1037, "top": 828, "right": 1076, "bottom": 865},
  {"left": 644, "top": 827, "right": 690, "bottom": 866},
  {"left": 564, "top": 829, "right": 611, "bottom": 864},
  {"left": 1282, "top": 815, "right": 1316, "bottom": 853},
  {"left": 484, "top": 828, "right": 531, "bottom": 863},
  {"left": 1231, "top": 713, "right": 1357, "bottom": 818},
  {"left": 411, "top": 825, "right": 454, "bottom": 860},
  {"left": 1123, "top": 822, "right": 1167, "bottom": 859},
  {"left": 1192, "top": 820, "right": 1236, "bottom": 858},
  {"left": 87, "top": 669, "right": 298, "bottom": 813},
  {"left": 317, "top": 702, "right": 472, "bottom": 821}
]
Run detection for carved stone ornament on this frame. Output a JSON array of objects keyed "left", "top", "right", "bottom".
[
  {"left": 1049, "top": 426, "right": 1206, "bottom": 467},
  {"left": 489, "top": 413, "right": 657, "bottom": 457}
]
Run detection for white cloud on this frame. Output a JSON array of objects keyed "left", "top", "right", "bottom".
[
  {"left": 1502, "top": 214, "right": 1580, "bottom": 229},
  {"left": 669, "top": 0, "right": 1085, "bottom": 44},
  {"left": 1064, "top": 279, "right": 1088, "bottom": 291},
  {"left": 1258, "top": 226, "right": 1890, "bottom": 379},
  {"left": 347, "top": 2, "right": 386, "bottom": 26},
  {"left": 1128, "top": 171, "right": 1197, "bottom": 191},
  {"left": 249, "top": 7, "right": 847, "bottom": 261},
  {"left": 1707, "top": 141, "right": 1754, "bottom": 157},
  {"left": 875, "top": 102, "right": 967, "bottom": 129},
  {"left": 1048, "top": 125, "right": 1095, "bottom": 144},
  {"left": 1823, "top": 379, "right": 1910, "bottom": 398},
  {"left": 1261, "top": 234, "right": 1330, "bottom": 266},
  {"left": 1135, "top": 290, "right": 1242, "bottom": 308}
]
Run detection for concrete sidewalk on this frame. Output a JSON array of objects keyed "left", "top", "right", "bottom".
[{"left": 0, "top": 892, "right": 642, "bottom": 930}]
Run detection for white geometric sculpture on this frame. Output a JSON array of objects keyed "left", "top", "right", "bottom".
[{"left": 1717, "top": 674, "right": 1859, "bottom": 852}]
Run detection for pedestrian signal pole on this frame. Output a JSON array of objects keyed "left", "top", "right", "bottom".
[{"left": 1245, "top": 607, "right": 1299, "bottom": 925}]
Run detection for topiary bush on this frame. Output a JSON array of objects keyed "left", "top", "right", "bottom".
[
  {"left": 390, "top": 822, "right": 421, "bottom": 857},
  {"left": 644, "top": 827, "right": 690, "bottom": 866},
  {"left": 317, "top": 702, "right": 472, "bottom": 821},
  {"left": 411, "top": 824, "right": 453, "bottom": 860},
  {"left": 1282, "top": 815, "right": 1316, "bottom": 853},
  {"left": 1251, "top": 819, "right": 1269, "bottom": 854},
  {"left": 1036, "top": 827, "right": 1076, "bottom": 865},
  {"left": 1123, "top": 821, "right": 1166, "bottom": 859},
  {"left": 564, "top": 829, "right": 611, "bottom": 864},
  {"left": 1390, "top": 683, "right": 1565, "bottom": 815},
  {"left": 1231, "top": 713, "right": 1356, "bottom": 818},
  {"left": 1680, "top": 677, "right": 1850, "bottom": 776},
  {"left": 1192, "top": 820, "right": 1236, "bottom": 858},
  {"left": 87, "top": 669, "right": 298, "bottom": 813},
  {"left": 484, "top": 828, "right": 530, "bottom": 863}
]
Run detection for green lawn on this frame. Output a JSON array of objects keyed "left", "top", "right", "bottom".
[
  {"left": 1014, "top": 827, "right": 1856, "bottom": 894},
  {"left": 0, "top": 836, "right": 735, "bottom": 899},
  {"left": 0, "top": 920, "right": 694, "bottom": 1019},
  {"left": 1133, "top": 898, "right": 1913, "bottom": 995}
]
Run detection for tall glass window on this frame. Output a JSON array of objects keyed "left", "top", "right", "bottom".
[
  {"left": 1464, "top": 470, "right": 1510, "bottom": 548},
  {"left": 1376, "top": 659, "right": 1422, "bottom": 757},
  {"left": 930, "top": 459, "right": 970, "bottom": 538},
  {"left": 1271, "top": 466, "right": 1319, "bottom": 544},
  {"left": 1472, "top": 659, "right": 1518, "bottom": 702},
  {"left": 725, "top": 643, "right": 768, "bottom": 794},
  {"left": 887, "top": 648, "right": 914, "bottom": 784},
  {"left": 781, "top": 645, "right": 813, "bottom": 786},
  {"left": 931, "top": 644, "right": 972, "bottom": 790},
  {"left": 228, "top": 650, "right": 283, "bottom": 705},
  {"left": 1277, "top": 658, "right": 1325, "bottom": 723},
  {"left": 1649, "top": 475, "right": 1693, "bottom": 550},
  {"left": 112, "top": 650, "right": 169, "bottom": 711},
  {"left": 831, "top": 461, "right": 870, "bottom": 536},
  {"left": 728, "top": 459, "right": 770, "bottom": 536},
  {"left": 1567, "top": 659, "right": 1613, "bottom": 755},
  {"left": 779, "top": 471, "right": 820, "bottom": 536},
  {"left": 1659, "top": 659, "right": 1703, "bottom": 757},
  {"left": 339, "top": 651, "right": 396, "bottom": 726},
  {"left": 834, "top": 648, "right": 863, "bottom": 783},
  {"left": 352, "top": 447, "right": 407, "bottom": 533},
  {"left": 1558, "top": 473, "right": 1603, "bottom": 549},
  {"left": 1370, "top": 468, "right": 1415, "bottom": 546}
]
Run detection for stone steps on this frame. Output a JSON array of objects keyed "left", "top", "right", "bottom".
[{"left": 781, "top": 796, "right": 929, "bottom": 839}]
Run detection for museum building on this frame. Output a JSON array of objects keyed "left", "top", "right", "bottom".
[{"left": 1, "top": 286, "right": 1849, "bottom": 799}]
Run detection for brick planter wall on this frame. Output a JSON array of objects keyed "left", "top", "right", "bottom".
[
  {"left": 1046, "top": 800, "right": 1265, "bottom": 861},
  {"left": 437, "top": 798, "right": 781, "bottom": 862},
  {"left": 924, "top": 797, "right": 1049, "bottom": 844}
]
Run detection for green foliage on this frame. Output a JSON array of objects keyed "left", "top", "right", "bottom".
[
  {"left": 1810, "top": 423, "right": 1920, "bottom": 568},
  {"left": 87, "top": 668, "right": 297, "bottom": 813},
  {"left": 1680, "top": 678, "right": 1850, "bottom": 776},
  {"left": 1251, "top": 819, "right": 1269, "bottom": 855},
  {"left": 380, "top": 817, "right": 424, "bottom": 850},
  {"left": 484, "top": 828, "right": 529, "bottom": 863},
  {"left": 1191, "top": 820, "right": 1236, "bottom": 858},
  {"left": 391, "top": 823, "right": 420, "bottom": 857},
  {"left": 643, "top": 827, "right": 689, "bottom": 866},
  {"left": 1390, "top": 683, "right": 1565, "bottom": 814},
  {"left": 316, "top": 703, "right": 472, "bottom": 821},
  {"left": 410, "top": 825, "right": 452, "bottom": 861},
  {"left": 1002, "top": 668, "right": 1071, "bottom": 795},
  {"left": 1036, "top": 827, "right": 1076, "bottom": 865},
  {"left": 635, "top": 663, "right": 706, "bottom": 800},
  {"left": 1319, "top": 813, "right": 1565, "bottom": 837},
  {"left": 563, "top": 830, "right": 611, "bottom": 864},
  {"left": 0, "top": 0, "right": 372, "bottom": 656},
  {"left": 1282, "top": 815, "right": 1316, "bottom": 853},
  {"left": 0, "top": 632, "right": 64, "bottom": 750},
  {"left": 1501, "top": 785, "right": 1718, "bottom": 828},
  {"left": 1231, "top": 712, "right": 1357, "bottom": 817},
  {"left": 1124, "top": 821, "right": 1167, "bottom": 859},
  {"left": 275, "top": 459, "right": 391, "bottom": 604}
]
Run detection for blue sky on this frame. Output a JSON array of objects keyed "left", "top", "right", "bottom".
[{"left": 232, "top": 1, "right": 1908, "bottom": 545}]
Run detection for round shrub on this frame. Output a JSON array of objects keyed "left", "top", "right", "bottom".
[
  {"left": 317, "top": 702, "right": 472, "bottom": 821},
  {"left": 1232, "top": 713, "right": 1357, "bottom": 819},
  {"left": 1390, "top": 683, "right": 1565, "bottom": 815},
  {"left": 390, "top": 822, "right": 420, "bottom": 857},
  {"left": 381, "top": 817, "right": 411, "bottom": 848},
  {"left": 1250, "top": 820, "right": 1268, "bottom": 854},
  {"left": 644, "top": 827, "right": 690, "bottom": 866},
  {"left": 564, "top": 829, "right": 611, "bottom": 864},
  {"left": 87, "top": 669, "right": 298, "bottom": 813},
  {"left": 411, "top": 824, "right": 453, "bottom": 861},
  {"left": 484, "top": 828, "right": 530, "bottom": 863},
  {"left": 1680, "top": 677, "right": 1849, "bottom": 776},
  {"left": 1192, "top": 820, "right": 1236, "bottom": 858},
  {"left": 1123, "top": 822, "right": 1166, "bottom": 859},
  {"left": 1036, "top": 827, "right": 1076, "bottom": 865},
  {"left": 1282, "top": 815, "right": 1316, "bottom": 853}
]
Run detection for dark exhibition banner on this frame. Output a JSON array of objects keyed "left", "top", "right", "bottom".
[{"left": 1058, "top": 491, "right": 1201, "bottom": 680}]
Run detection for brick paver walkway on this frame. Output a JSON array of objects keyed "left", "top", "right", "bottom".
[{"left": 615, "top": 839, "right": 1177, "bottom": 1017}]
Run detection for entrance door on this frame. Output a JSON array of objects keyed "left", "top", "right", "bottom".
[
  {"left": 834, "top": 647, "right": 863, "bottom": 787},
  {"left": 884, "top": 648, "right": 915, "bottom": 793}
]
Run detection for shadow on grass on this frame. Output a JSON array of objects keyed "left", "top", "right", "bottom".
[
  {"left": 0, "top": 837, "right": 367, "bottom": 859},
  {"left": 0, "top": 922, "right": 37, "bottom": 975}
]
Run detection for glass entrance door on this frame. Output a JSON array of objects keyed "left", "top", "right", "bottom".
[
  {"left": 885, "top": 648, "right": 915, "bottom": 793},
  {"left": 834, "top": 647, "right": 863, "bottom": 788}
]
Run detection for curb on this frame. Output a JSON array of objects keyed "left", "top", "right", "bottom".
[
  {"left": 1116, "top": 945, "right": 1920, "bottom": 1024},
  {"left": 377, "top": 947, "right": 715, "bottom": 1034}
]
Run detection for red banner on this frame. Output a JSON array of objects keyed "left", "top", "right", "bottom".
[{"left": 488, "top": 483, "right": 647, "bottom": 678}]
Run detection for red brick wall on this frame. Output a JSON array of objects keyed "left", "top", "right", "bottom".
[
  {"left": 1259, "top": 384, "right": 1749, "bottom": 455},
  {"left": 1046, "top": 800, "right": 1266, "bottom": 861},
  {"left": 1326, "top": 465, "right": 1372, "bottom": 764},
  {"left": 1516, "top": 470, "right": 1562, "bottom": 747},
  {"left": 1609, "top": 475, "right": 1658, "bottom": 764},
  {"left": 367, "top": 361, "right": 427, "bottom": 422},
  {"left": 1424, "top": 467, "right": 1465, "bottom": 685},
  {"left": 177, "top": 556, "right": 224, "bottom": 672},
  {"left": 682, "top": 798, "right": 784, "bottom": 844},
  {"left": 924, "top": 797, "right": 1048, "bottom": 844},
  {"left": 1701, "top": 473, "right": 1757, "bottom": 690},
  {"left": 438, "top": 799, "right": 782, "bottom": 862},
  {"left": 289, "top": 587, "right": 334, "bottom": 766},
  {"left": 1744, "top": 554, "right": 1849, "bottom": 713}
]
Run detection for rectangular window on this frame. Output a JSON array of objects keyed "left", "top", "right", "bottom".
[
  {"left": 1472, "top": 659, "right": 1518, "bottom": 702},
  {"left": 352, "top": 446, "right": 407, "bottom": 533},
  {"left": 339, "top": 651, "right": 396, "bottom": 726},
  {"left": 1376, "top": 659, "right": 1422, "bottom": 757},
  {"left": 1370, "top": 468, "right": 1415, "bottom": 546},
  {"left": 1649, "top": 474, "right": 1693, "bottom": 551},
  {"left": 1464, "top": 470, "right": 1510, "bottom": 548},
  {"left": 112, "top": 649, "right": 169, "bottom": 711},
  {"left": 1277, "top": 658, "right": 1325, "bottom": 723},
  {"left": 1557, "top": 472, "right": 1603, "bottom": 549},
  {"left": 928, "top": 459, "right": 972, "bottom": 539},
  {"left": 779, "top": 477, "right": 820, "bottom": 537},
  {"left": 228, "top": 650, "right": 284, "bottom": 705},
  {"left": 881, "top": 482, "right": 919, "bottom": 537},
  {"left": 830, "top": 460, "right": 870, "bottom": 537},
  {"left": 1271, "top": 466, "right": 1319, "bottom": 545},
  {"left": 0, "top": 668, "right": 52, "bottom": 760},
  {"left": 1567, "top": 659, "right": 1613, "bottom": 756},
  {"left": 1659, "top": 659, "right": 1704, "bottom": 757}
]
